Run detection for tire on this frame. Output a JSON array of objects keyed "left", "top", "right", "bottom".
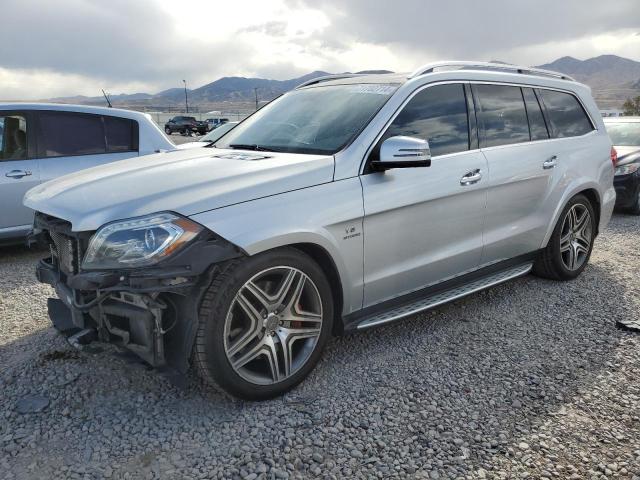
[
  {"left": 627, "top": 187, "right": 640, "bottom": 215},
  {"left": 164, "top": 127, "right": 172, "bottom": 135},
  {"left": 194, "top": 248, "right": 334, "bottom": 400},
  {"left": 533, "top": 194, "right": 596, "bottom": 281}
]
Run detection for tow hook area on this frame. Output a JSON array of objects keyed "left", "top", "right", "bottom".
[
  {"left": 47, "top": 290, "right": 171, "bottom": 368},
  {"left": 94, "top": 292, "right": 168, "bottom": 367},
  {"left": 68, "top": 328, "right": 97, "bottom": 348},
  {"left": 47, "top": 299, "right": 97, "bottom": 348}
]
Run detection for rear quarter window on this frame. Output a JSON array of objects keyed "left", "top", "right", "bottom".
[
  {"left": 538, "top": 90, "right": 594, "bottom": 138},
  {"left": 104, "top": 116, "right": 138, "bottom": 152}
]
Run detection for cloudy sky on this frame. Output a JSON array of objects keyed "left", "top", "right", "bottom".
[{"left": 2, "top": 0, "right": 640, "bottom": 100}]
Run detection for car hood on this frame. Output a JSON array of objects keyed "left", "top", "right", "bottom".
[
  {"left": 614, "top": 146, "right": 640, "bottom": 166},
  {"left": 175, "top": 141, "right": 209, "bottom": 150},
  {"left": 24, "top": 148, "right": 334, "bottom": 231}
]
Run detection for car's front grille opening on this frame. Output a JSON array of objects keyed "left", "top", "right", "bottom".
[
  {"left": 37, "top": 212, "right": 88, "bottom": 275},
  {"left": 50, "top": 231, "right": 78, "bottom": 274}
]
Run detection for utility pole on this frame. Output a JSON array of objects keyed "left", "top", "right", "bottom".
[
  {"left": 254, "top": 87, "right": 259, "bottom": 111},
  {"left": 183, "top": 79, "right": 189, "bottom": 113}
]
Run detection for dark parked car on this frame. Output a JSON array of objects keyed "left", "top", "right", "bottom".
[
  {"left": 605, "top": 117, "right": 640, "bottom": 214},
  {"left": 164, "top": 116, "right": 207, "bottom": 135}
]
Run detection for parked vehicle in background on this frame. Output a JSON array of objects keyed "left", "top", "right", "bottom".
[
  {"left": 26, "top": 62, "right": 615, "bottom": 400},
  {"left": 604, "top": 117, "right": 640, "bottom": 214},
  {"left": 0, "top": 104, "right": 175, "bottom": 244},
  {"left": 205, "top": 118, "right": 229, "bottom": 131},
  {"left": 164, "top": 116, "right": 207, "bottom": 135},
  {"left": 175, "top": 121, "right": 239, "bottom": 149}
]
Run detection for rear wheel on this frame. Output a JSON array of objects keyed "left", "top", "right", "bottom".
[
  {"left": 533, "top": 194, "right": 596, "bottom": 281},
  {"left": 194, "top": 248, "right": 333, "bottom": 400}
]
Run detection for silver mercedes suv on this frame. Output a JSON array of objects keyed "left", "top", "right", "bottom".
[{"left": 25, "top": 62, "right": 616, "bottom": 400}]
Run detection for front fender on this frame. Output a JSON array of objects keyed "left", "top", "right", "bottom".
[{"left": 189, "top": 178, "right": 366, "bottom": 315}]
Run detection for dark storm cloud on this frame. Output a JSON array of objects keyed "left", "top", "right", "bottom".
[
  {"left": 2, "top": 0, "right": 639, "bottom": 99},
  {"left": 287, "top": 0, "right": 640, "bottom": 60},
  {"left": 0, "top": 0, "right": 250, "bottom": 85}
]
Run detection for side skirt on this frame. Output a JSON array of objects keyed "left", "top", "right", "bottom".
[{"left": 342, "top": 254, "right": 537, "bottom": 332}]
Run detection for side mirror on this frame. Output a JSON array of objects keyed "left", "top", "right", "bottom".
[{"left": 371, "top": 136, "right": 431, "bottom": 171}]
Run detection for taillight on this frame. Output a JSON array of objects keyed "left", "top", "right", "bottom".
[{"left": 611, "top": 146, "right": 618, "bottom": 167}]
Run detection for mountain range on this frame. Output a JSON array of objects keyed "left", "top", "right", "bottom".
[{"left": 45, "top": 56, "right": 640, "bottom": 110}]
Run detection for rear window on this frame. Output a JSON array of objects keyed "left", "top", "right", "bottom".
[
  {"left": 606, "top": 122, "right": 640, "bottom": 146},
  {"left": 37, "top": 111, "right": 138, "bottom": 158},
  {"left": 37, "top": 112, "right": 105, "bottom": 157},
  {"left": 474, "top": 84, "right": 530, "bottom": 148},
  {"left": 538, "top": 90, "right": 594, "bottom": 138}
]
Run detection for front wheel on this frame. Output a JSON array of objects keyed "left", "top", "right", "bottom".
[
  {"left": 164, "top": 127, "right": 172, "bottom": 135},
  {"left": 194, "top": 248, "right": 334, "bottom": 400},
  {"left": 533, "top": 194, "right": 596, "bottom": 281}
]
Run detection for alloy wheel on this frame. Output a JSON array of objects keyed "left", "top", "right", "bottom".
[
  {"left": 560, "top": 203, "right": 592, "bottom": 271},
  {"left": 223, "top": 266, "right": 323, "bottom": 385}
]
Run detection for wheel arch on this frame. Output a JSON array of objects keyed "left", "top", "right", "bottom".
[
  {"left": 580, "top": 188, "right": 601, "bottom": 235},
  {"left": 288, "top": 242, "right": 345, "bottom": 336},
  {"left": 222, "top": 225, "right": 361, "bottom": 332},
  {"left": 541, "top": 184, "right": 602, "bottom": 248}
]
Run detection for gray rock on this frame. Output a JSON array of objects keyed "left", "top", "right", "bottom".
[{"left": 15, "top": 395, "right": 49, "bottom": 414}]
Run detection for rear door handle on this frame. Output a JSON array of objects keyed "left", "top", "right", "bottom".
[
  {"left": 460, "top": 169, "right": 482, "bottom": 186},
  {"left": 543, "top": 155, "right": 557, "bottom": 169},
  {"left": 5, "top": 169, "right": 32, "bottom": 179}
]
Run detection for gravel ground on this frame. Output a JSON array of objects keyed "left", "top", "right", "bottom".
[{"left": 1, "top": 214, "right": 639, "bottom": 480}]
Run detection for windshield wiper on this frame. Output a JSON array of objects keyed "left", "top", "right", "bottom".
[{"left": 228, "top": 143, "right": 275, "bottom": 152}]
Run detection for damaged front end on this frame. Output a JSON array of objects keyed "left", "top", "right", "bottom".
[{"left": 32, "top": 212, "right": 244, "bottom": 383}]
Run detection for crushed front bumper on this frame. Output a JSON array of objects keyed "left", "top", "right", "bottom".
[{"left": 33, "top": 212, "right": 245, "bottom": 379}]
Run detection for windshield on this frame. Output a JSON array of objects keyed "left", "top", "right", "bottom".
[
  {"left": 215, "top": 84, "right": 398, "bottom": 155},
  {"left": 606, "top": 122, "right": 640, "bottom": 146},
  {"left": 200, "top": 122, "right": 237, "bottom": 143}
]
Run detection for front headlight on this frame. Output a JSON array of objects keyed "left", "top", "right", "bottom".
[
  {"left": 615, "top": 163, "right": 640, "bottom": 176},
  {"left": 82, "top": 212, "right": 203, "bottom": 270}
]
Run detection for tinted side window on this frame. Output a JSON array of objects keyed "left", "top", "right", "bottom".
[
  {"left": 522, "top": 88, "right": 549, "bottom": 140},
  {"left": 104, "top": 116, "right": 137, "bottom": 152},
  {"left": 474, "top": 84, "right": 530, "bottom": 148},
  {"left": 37, "top": 112, "right": 106, "bottom": 157},
  {"left": 380, "top": 83, "right": 469, "bottom": 157},
  {"left": 0, "top": 114, "right": 28, "bottom": 161},
  {"left": 538, "top": 89, "right": 593, "bottom": 138}
]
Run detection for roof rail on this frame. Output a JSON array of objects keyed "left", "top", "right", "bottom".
[
  {"left": 409, "top": 61, "right": 576, "bottom": 82},
  {"left": 295, "top": 74, "right": 369, "bottom": 89}
]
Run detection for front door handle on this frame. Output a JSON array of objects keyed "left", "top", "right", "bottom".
[
  {"left": 460, "top": 169, "right": 482, "bottom": 186},
  {"left": 543, "top": 155, "right": 557, "bottom": 169},
  {"left": 5, "top": 169, "right": 32, "bottom": 179}
]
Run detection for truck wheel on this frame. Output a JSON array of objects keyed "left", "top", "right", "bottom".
[
  {"left": 165, "top": 127, "right": 171, "bottom": 135},
  {"left": 533, "top": 194, "right": 596, "bottom": 281},
  {"left": 194, "top": 248, "right": 334, "bottom": 400}
]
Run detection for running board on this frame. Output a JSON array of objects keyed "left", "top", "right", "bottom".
[{"left": 356, "top": 263, "right": 533, "bottom": 330}]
